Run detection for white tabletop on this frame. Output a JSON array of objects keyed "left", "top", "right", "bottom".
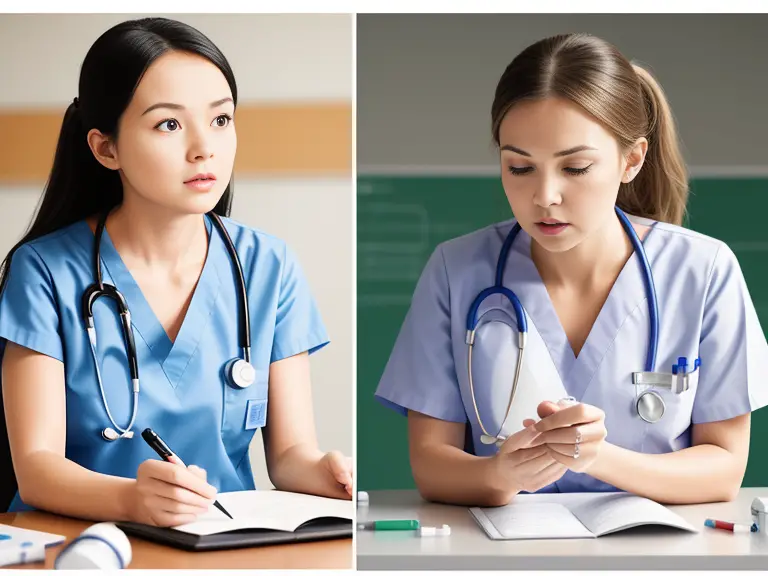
[{"left": 356, "top": 488, "right": 768, "bottom": 570}]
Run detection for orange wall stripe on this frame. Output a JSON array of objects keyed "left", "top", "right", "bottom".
[{"left": 0, "top": 102, "right": 351, "bottom": 183}]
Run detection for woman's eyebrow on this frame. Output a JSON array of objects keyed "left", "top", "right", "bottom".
[
  {"left": 501, "top": 144, "right": 598, "bottom": 157},
  {"left": 141, "top": 97, "right": 234, "bottom": 116}
]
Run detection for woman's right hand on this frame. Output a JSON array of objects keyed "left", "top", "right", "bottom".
[
  {"left": 491, "top": 401, "right": 568, "bottom": 495},
  {"left": 128, "top": 459, "right": 218, "bottom": 527}
]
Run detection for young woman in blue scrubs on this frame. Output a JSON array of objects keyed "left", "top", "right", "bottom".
[
  {"left": 0, "top": 18, "right": 352, "bottom": 526},
  {"left": 375, "top": 33, "right": 768, "bottom": 506}
]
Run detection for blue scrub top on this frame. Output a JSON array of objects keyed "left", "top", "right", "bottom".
[
  {"left": 0, "top": 214, "right": 328, "bottom": 512},
  {"left": 375, "top": 215, "right": 768, "bottom": 493}
]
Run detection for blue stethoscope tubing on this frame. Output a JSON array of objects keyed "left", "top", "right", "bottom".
[
  {"left": 466, "top": 206, "right": 660, "bottom": 444},
  {"left": 82, "top": 211, "right": 256, "bottom": 441}
]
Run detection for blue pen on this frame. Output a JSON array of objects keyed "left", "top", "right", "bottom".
[
  {"left": 675, "top": 357, "right": 701, "bottom": 375},
  {"left": 673, "top": 357, "right": 700, "bottom": 393}
]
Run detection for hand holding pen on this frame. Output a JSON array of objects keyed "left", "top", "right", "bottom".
[
  {"left": 124, "top": 428, "right": 231, "bottom": 527},
  {"left": 141, "top": 428, "right": 233, "bottom": 520}
]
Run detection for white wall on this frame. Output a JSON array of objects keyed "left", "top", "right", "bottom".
[
  {"left": 357, "top": 13, "right": 768, "bottom": 174},
  {"left": 0, "top": 13, "right": 353, "bottom": 490},
  {"left": 232, "top": 179, "right": 352, "bottom": 487}
]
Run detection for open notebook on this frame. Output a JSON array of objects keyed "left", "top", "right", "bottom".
[
  {"left": 117, "top": 490, "right": 354, "bottom": 551},
  {"left": 470, "top": 492, "right": 698, "bottom": 540}
]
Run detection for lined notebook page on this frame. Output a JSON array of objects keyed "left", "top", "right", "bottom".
[{"left": 471, "top": 502, "right": 594, "bottom": 540}]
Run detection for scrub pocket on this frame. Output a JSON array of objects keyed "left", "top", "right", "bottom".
[
  {"left": 639, "top": 369, "right": 699, "bottom": 452},
  {"left": 221, "top": 367, "right": 270, "bottom": 464}
]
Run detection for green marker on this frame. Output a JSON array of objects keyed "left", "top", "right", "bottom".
[{"left": 357, "top": 520, "right": 420, "bottom": 531}]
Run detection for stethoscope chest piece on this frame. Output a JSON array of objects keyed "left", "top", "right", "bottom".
[
  {"left": 480, "top": 434, "right": 508, "bottom": 448},
  {"left": 636, "top": 390, "right": 665, "bottom": 423},
  {"left": 101, "top": 427, "right": 134, "bottom": 441},
  {"left": 480, "top": 434, "right": 498, "bottom": 445},
  {"left": 226, "top": 358, "right": 256, "bottom": 389}
]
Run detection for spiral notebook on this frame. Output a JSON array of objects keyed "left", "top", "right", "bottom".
[{"left": 117, "top": 490, "right": 354, "bottom": 551}]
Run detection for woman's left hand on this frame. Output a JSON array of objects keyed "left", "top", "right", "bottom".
[
  {"left": 526, "top": 401, "right": 607, "bottom": 473},
  {"left": 321, "top": 450, "right": 353, "bottom": 499}
]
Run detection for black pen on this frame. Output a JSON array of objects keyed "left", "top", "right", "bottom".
[{"left": 141, "top": 428, "right": 233, "bottom": 520}]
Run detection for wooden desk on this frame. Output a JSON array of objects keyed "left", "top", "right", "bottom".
[{"left": 0, "top": 511, "right": 352, "bottom": 569}]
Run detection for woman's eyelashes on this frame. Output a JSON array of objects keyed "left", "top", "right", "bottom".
[
  {"left": 563, "top": 165, "right": 592, "bottom": 176},
  {"left": 153, "top": 113, "right": 233, "bottom": 132},
  {"left": 507, "top": 165, "right": 534, "bottom": 176},
  {"left": 507, "top": 164, "right": 593, "bottom": 176},
  {"left": 155, "top": 118, "right": 181, "bottom": 132},
  {"left": 212, "top": 113, "right": 233, "bottom": 128}
]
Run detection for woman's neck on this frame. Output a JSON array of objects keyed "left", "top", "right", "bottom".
[
  {"left": 104, "top": 194, "right": 208, "bottom": 275},
  {"left": 531, "top": 213, "right": 635, "bottom": 292}
]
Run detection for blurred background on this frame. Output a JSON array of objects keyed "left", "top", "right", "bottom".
[
  {"left": 0, "top": 13, "right": 353, "bottom": 489},
  {"left": 357, "top": 13, "right": 768, "bottom": 490}
]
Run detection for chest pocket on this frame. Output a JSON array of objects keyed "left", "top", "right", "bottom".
[
  {"left": 639, "top": 369, "right": 698, "bottom": 452},
  {"left": 222, "top": 367, "right": 269, "bottom": 437}
]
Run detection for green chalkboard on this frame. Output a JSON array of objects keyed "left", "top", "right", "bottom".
[{"left": 357, "top": 175, "right": 768, "bottom": 490}]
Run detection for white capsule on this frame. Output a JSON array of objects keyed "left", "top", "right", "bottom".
[{"left": 420, "top": 524, "right": 451, "bottom": 537}]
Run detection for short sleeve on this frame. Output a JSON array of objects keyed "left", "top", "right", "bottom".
[
  {"left": 270, "top": 243, "right": 329, "bottom": 363},
  {"left": 692, "top": 243, "right": 768, "bottom": 423},
  {"left": 374, "top": 245, "right": 467, "bottom": 423},
  {"left": 0, "top": 244, "right": 63, "bottom": 362}
]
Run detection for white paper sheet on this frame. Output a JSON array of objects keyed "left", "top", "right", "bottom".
[
  {"left": 0, "top": 524, "right": 65, "bottom": 547},
  {"left": 471, "top": 502, "right": 594, "bottom": 540},
  {"left": 569, "top": 493, "right": 698, "bottom": 536},
  {"left": 472, "top": 314, "right": 569, "bottom": 437},
  {"left": 471, "top": 492, "right": 697, "bottom": 540}
]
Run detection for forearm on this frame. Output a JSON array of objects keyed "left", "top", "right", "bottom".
[
  {"left": 588, "top": 442, "right": 743, "bottom": 504},
  {"left": 411, "top": 444, "right": 516, "bottom": 507},
  {"left": 17, "top": 450, "right": 135, "bottom": 521},
  {"left": 268, "top": 443, "right": 334, "bottom": 496}
]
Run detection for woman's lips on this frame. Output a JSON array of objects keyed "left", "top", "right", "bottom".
[
  {"left": 184, "top": 175, "right": 216, "bottom": 191},
  {"left": 535, "top": 222, "right": 570, "bottom": 235}
]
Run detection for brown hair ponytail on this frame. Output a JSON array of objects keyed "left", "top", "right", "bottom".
[{"left": 621, "top": 64, "right": 688, "bottom": 225}]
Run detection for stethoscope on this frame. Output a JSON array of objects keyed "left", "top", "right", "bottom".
[
  {"left": 83, "top": 211, "right": 256, "bottom": 441},
  {"left": 466, "top": 206, "right": 699, "bottom": 446}
]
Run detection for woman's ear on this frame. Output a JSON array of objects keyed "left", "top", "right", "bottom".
[
  {"left": 86, "top": 128, "right": 120, "bottom": 171},
  {"left": 622, "top": 137, "right": 648, "bottom": 183}
]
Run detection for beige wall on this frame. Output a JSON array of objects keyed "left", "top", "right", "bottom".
[
  {"left": 0, "top": 13, "right": 351, "bottom": 106},
  {"left": 0, "top": 13, "right": 353, "bottom": 490}
]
